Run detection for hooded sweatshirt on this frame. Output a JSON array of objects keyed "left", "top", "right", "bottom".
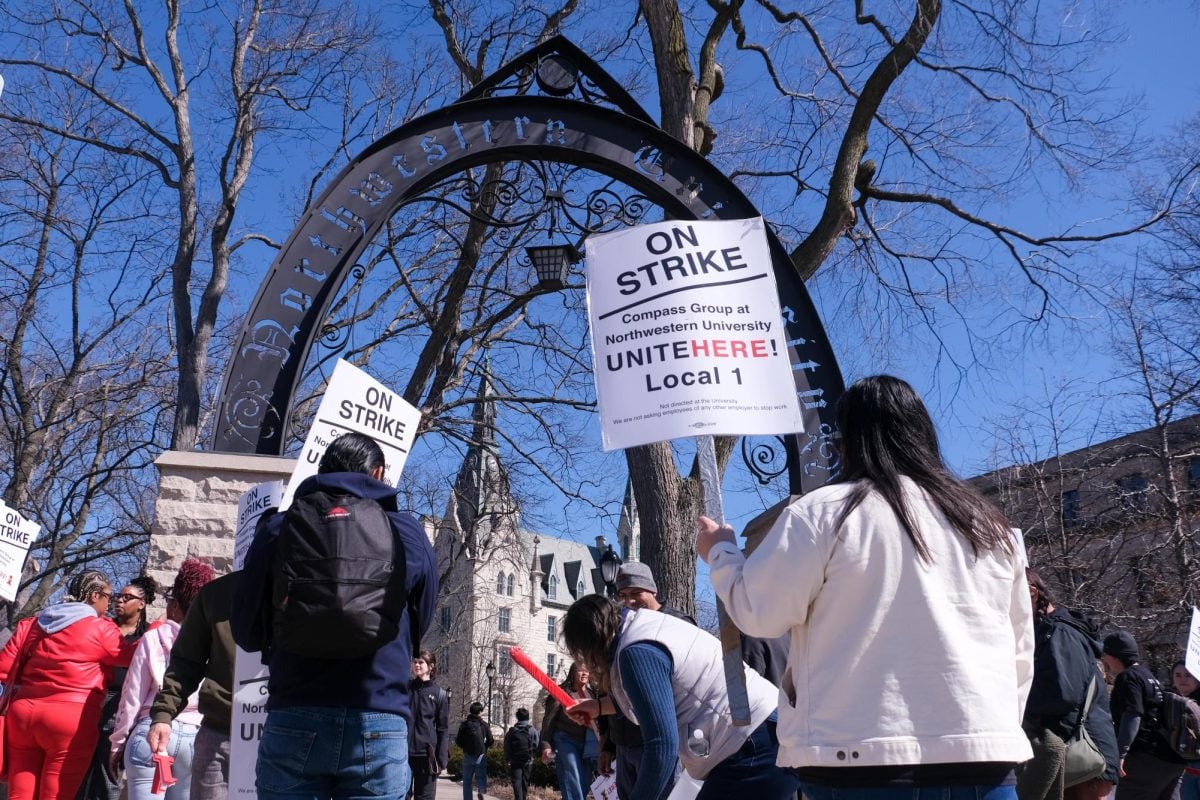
[
  {"left": 231, "top": 472, "right": 438, "bottom": 722},
  {"left": 0, "top": 603, "right": 136, "bottom": 705}
]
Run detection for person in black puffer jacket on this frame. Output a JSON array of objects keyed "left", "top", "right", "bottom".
[
  {"left": 408, "top": 649, "right": 450, "bottom": 800},
  {"left": 1019, "top": 569, "right": 1120, "bottom": 800}
]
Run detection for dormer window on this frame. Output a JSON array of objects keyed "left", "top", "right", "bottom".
[
  {"left": 577, "top": 580, "right": 586, "bottom": 598},
  {"left": 548, "top": 574, "right": 558, "bottom": 599}
]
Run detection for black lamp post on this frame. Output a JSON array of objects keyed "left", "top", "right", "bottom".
[
  {"left": 599, "top": 544, "right": 621, "bottom": 598},
  {"left": 485, "top": 661, "right": 497, "bottom": 726}
]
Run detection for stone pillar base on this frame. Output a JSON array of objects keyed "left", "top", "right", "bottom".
[{"left": 148, "top": 450, "right": 295, "bottom": 590}]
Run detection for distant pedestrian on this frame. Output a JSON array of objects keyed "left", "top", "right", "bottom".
[
  {"left": 455, "top": 702, "right": 493, "bottom": 800},
  {"left": 1101, "top": 630, "right": 1185, "bottom": 800},
  {"left": 408, "top": 650, "right": 450, "bottom": 800},
  {"left": 700, "top": 375, "right": 1034, "bottom": 797},
  {"left": 503, "top": 708, "right": 539, "bottom": 800},
  {"left": 539, "top": 662, "right": 597, "bottom": 800}
]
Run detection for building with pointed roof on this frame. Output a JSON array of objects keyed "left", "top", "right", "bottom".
[{"left": 422, "top": 367, "right": 624, "bottom": 731}]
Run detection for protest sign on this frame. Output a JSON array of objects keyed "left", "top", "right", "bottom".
[
  {"left": 234, "top": 480, "right": 285, "bottom": 571},
  {"left": 1187, "top": 607, "right": 1200, "bottom": 681},
  {"left": 585, "top": 217, "right": 802, "bottom": 451},
  {"left": 590, "top": 772, "right": 619, "bottom": 800},
  {"left": 229, "top": 655, "right": 269, "bottom": 799},
  {"left": 281, "top": 358, "right": 421, "bottom": 508},
  {"left": 0, "top": 500, "right": 39, "bottom": 602},
  {"left": 229, "top": 481, "right": 284, "bottom": 800}
]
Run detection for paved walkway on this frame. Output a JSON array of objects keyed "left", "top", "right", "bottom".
[{"left": 431, "top": 776, "right": 502, "bottom": 800}]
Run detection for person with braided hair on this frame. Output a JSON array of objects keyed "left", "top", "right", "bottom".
[
  {"left": 78, "top": 574, "right": 160, "bottom": 800},
  {"left": 110, "top": 559, "right": 217, "bottom": 800},
  {"left": 0, "top": 569, "right": 137, "bottom": 800}
]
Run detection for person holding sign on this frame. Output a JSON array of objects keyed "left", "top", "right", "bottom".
[
  {"left": 0, "top": 570, "right": 137, "bottom": 800},
  {"left": 232, "top": 432, "right": 438, "bottom": 800},
  {"left": 562, "top": 595, "right": 800, "bottom": 800},
  {"left": 699, "top": 375, "right": 1034, "bottom": 796}
]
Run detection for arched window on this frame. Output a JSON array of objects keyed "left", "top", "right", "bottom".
[
  {"left": 506, "top": 574, "right": 515, "bottom": 596},
  {"left": 548, "top": 574, "right": 558, "bottom": 599},
  {"left": 576, "top": 580, "right": 586, "bottom": 598},
  {"left": 496, "top": 571, "right": 506, "bottom": 594}
]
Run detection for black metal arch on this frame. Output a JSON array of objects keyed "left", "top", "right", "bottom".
[{"left": 212, "top": 38, "right": 844, "bottom": 494}]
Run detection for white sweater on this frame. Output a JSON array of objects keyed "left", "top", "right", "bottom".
[{"left": 708, "top": 479, "right": 1034, "bottom": 769}]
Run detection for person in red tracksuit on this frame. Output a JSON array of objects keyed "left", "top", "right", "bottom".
[{"left": 0, "top": 569, "right": 138, "bottom": 800}]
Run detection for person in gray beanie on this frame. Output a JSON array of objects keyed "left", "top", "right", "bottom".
[{"left": 1100, "top": 629, "right": 1184, "bottom": 800}]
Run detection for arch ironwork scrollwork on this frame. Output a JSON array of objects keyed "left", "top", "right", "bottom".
[
  {"left": 741, "top": 436, "right": 791, "bottom": 486},
  {"left": 211, "top": 35, "right": 845, "bottom": 496}
]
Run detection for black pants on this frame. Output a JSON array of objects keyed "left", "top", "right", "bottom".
[
  {"left": 1115, "top": 750, "right": 1186, "bottom": 800},
  {"left": 409, "top": 762, "right": 437, "bottom": 800},
  {"left": 509, "top": 762, "right": 531, "bottom": 800}
]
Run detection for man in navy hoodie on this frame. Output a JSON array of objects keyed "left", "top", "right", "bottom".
[{"left": 232, "top": 432, "right": 438, "bottom": 800}]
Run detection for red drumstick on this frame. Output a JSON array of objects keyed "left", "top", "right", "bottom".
[{"left": 509, "top": 646, "right": 577, "bottom": 710}]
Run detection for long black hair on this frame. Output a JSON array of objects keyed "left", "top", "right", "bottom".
[
  {"left": 833, "top": 375, "right": 1013, "bottom": 562},
  {"left": 1025, "top": 567, "right": 1055, "bottom": 619},
  {"left": 127, "top": 575, "right": 159, "bottom": 637}
]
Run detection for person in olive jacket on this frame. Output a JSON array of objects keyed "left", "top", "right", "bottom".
[
  {"left": 148, "top": 570, "right": 240, "bottom": 800},
  {"left": 408, "top": 649, "right": 450, "bottom": 800}
]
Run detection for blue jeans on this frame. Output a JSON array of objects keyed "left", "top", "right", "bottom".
[
  {"left": 698, "top": 721, "right": 799, "bottom": 800},
  {"left": 1180, "top": 768, "right": 1200, "bottom": 800},
  {"left": 800, "top": 785, "right": 1018, "bottom": 800},
  {"left": 256, "top": 706, "right": 410, "bottom": 800},
  {"left": 461, "top": 753, "right": 486, "bottom": 800},
  {"left": 126, "top": 716, "right": 199, "bottom": 800},
  {"left": 552, "top": 730, "right": 587, "bottom": 800}
]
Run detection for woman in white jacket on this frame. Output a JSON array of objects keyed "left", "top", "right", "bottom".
[
  {"left": 109, "top": 559, "right": 216, "bottom": 800},
  {"left": 699, "top": 374, "right": 1034, "bottom": 798}
]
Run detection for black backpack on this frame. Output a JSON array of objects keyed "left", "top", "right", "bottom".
[
  {"left": 270, "top": 491, "right": 406, "bottom": 659},
  {"left": 1148, "top": 678, "right": 1200, "bottom": 760},
  {"left": 457, "top": 717, "right": 489, "bottom": 756},
  {"left": 506, "top": 725, "right": 535, "bottom": 765}
]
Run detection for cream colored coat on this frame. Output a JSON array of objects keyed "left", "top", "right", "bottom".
[{"left": 709, "top": 478, "right": 1034, "bottom": 769}]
